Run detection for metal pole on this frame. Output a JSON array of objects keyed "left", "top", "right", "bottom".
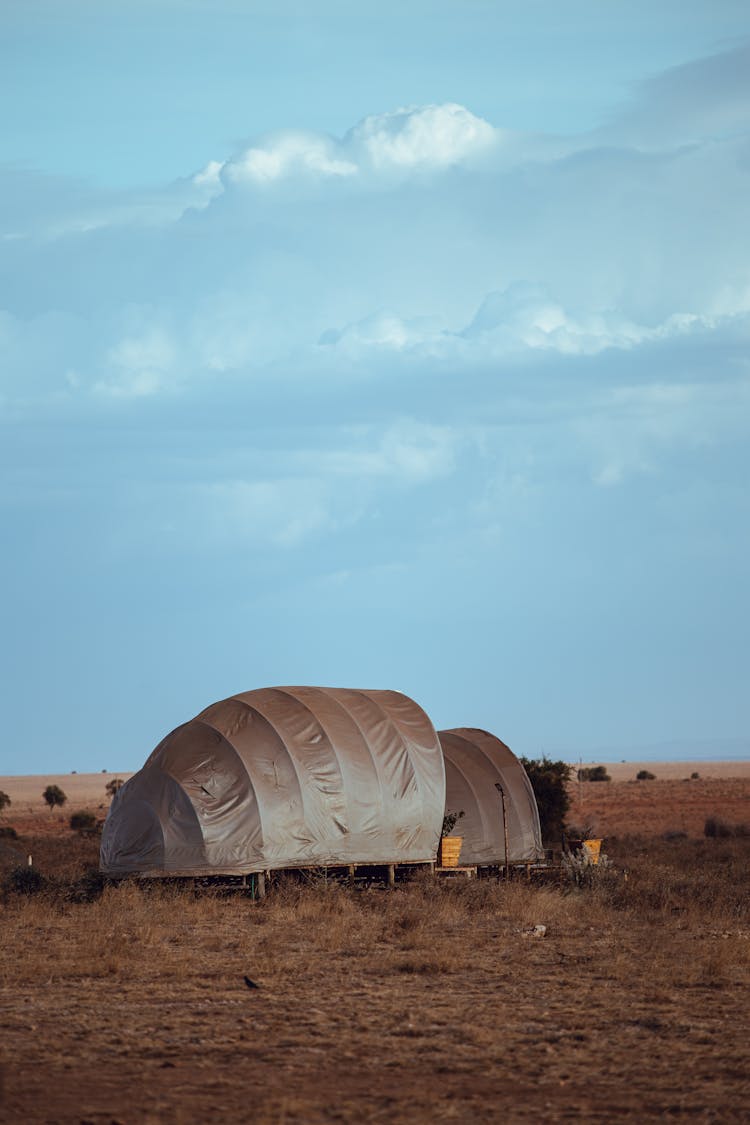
[{"left": 495, "top": 783, "right": 510, "bottom": 878}]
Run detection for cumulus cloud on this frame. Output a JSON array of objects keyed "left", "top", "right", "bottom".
[
  {"left": 3, "top": 48, "right": 750, "bottom": 421},
  {"left": 319, "top": 283, "right": 747, "bottom": 365},
  {"left": 345, "top": 103, "right": 499, "bottom": 171},
  {"left": 219, "top": 103, "right": 499, "bottom": 187},
  {"left": 222, "top": 131, "right": 357, "bottom": 185}
]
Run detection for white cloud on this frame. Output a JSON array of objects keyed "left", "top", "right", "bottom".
[
  {"left": 3, "top": 58, "right": 750, "bottom": 418},
  {"left": 218, "top": 103, "right": 499, "bottom": 188},
  {"left": 345, "top": 103, "right": 499, "bottom": 171},
  {"left": 319, "top": 311, "right": 445, "bottom": 353},
  {"left": 318, "top": 284, "right": 747, "bottom": 366},
  {"left": 223, "top": 131, "right": 357, "bottom": 185},
  {"left": 192, "top": 159, "right": 224, "bottom": 190}
]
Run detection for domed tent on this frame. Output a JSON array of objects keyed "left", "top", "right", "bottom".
[
  {"left": 101, "top": 686, "right": 445, "bottom": 877},
  {"left": 439, "top": 728, "right": 543, "bottom": 866}
]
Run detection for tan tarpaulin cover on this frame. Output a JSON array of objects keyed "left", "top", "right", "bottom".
[
  {"left": 439, "top": 728, "right": 543, "bottom": 865},
  {"left": 101, "top": 686, "right": 445, "bottom": 876}
]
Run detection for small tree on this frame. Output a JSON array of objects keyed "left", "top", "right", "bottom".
[
  {"left": 43, "top": 784, "right": 67, "bottom": 811},
  {"left": 105, "top": 778, "right": 124, "bottom": 800},
  {"left": 520, "top": 756, "right": 572, "bottom": 844},
  {"left": 636, "top": 769, "right": 655, "bottom": 781},
  {"left": 0, "top": 790, "right": 11, "bottom": 815}
]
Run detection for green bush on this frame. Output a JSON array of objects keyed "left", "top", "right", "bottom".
[
  {"left": 105, "top": 777, "right": 124, "bottom": 799},
  {"left": 0, "top": 825, "right": 18, "bottom": 839},
  {"left": 578, "top": 765, "right": 611, "bottom": 782},
  {"left": 0, "top": 790, "right": 11, "bottom": 813},
  {"left": 69, "top": 810, "right": 97, "bottom": 832},
  {"left": 519, "top": 756, "right": 572, "bottom": 844},
  {"left": 636, "top": 769, "right": 656, "bottom": 781}
]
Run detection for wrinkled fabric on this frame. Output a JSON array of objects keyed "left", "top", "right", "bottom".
[
  {"left": 439, "top": 728, "right": 543, "bottom": 864},
  {"left": 101, "top": 686, "right": 445, "bottom": 876}
]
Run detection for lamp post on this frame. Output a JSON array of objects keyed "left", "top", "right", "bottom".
[{"left": 494, "top": 782, "right": 510, "bottom": 878}]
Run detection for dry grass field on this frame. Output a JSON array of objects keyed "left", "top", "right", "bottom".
[{"left": 1, "top": 768, "right": 749, "bottom": 1123}]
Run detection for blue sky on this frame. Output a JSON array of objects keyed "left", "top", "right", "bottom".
[{"left": 2, "top": 1, "right": 749, "bottom": 772}]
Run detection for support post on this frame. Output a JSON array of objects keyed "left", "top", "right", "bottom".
[
  {"left": 257, "top": 870, "right": 266, "bottom": 900},
  {"left": 495, "top": 782, "right": 510, "bottom": 879},
  {"left": 387, "top": 864, "right": 395, "bottom": 888}
]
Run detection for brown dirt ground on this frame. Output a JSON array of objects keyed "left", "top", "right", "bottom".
[
  {"left": 1, "top": 769, "right": 749, "bottom": 1123},
  {"left": 567, "top": 775, "right": 750, "bottom": 839}
]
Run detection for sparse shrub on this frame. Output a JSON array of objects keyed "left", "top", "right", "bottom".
[
  {"left": 636, "top": 769, "right": 656, "bottom": 781},
  {"left": 690, "top": 772, "right": 700, "bottom": 779},
  {"left": 394, "top": 954, "right": 452, "bottom": 975},
  {"left": 43, "top": 785, "right": 67, "bottom": 811},
  {"left": 69, "top": 810, "right": 97, "bottom": 832},
  {"left": 561, "top": 846, "right": 611, "bottom": 887},
  {"left": 105, "top": 777, "right": 124, "bottom": 799},
  {"left": 705, "top": 815, "right": 750, "bottom": 839},
  {"left": 578, "top": 765, "right": 611, "bottom": 782},
  {"left": 0, "top": 825, "right": 18, "bottom": 839},
  {"left": 67, "top": 867, "right": 107, "bottom": 903},
  {"left": 441, "top": 809, "right": 464, "bottom": 836},
  {"left": 565, "top": 820, "right": 599, "bottom": 842},
  {"left": 519, "top": 756, "right": 572, "bottom": 844},
  {"left": 0, "top": 790, "right": 11, "bottom": 814},
  {"left": 3, "top": 865, "right": 47, "bottom": 895}
]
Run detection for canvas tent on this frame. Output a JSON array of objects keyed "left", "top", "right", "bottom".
[
  {"left": 439, "top": 728, "right": 543, "bottom": 865},
  {"left": 101, "top": 686, "right": 445, "bottom": 877}
]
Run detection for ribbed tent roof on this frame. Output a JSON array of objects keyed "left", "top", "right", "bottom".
[
  {"left": 101, "top": 686, "right": 445, "bottom": 877},
  {"left": 439, "top": 728, "right": 543, "bottom": 865}
]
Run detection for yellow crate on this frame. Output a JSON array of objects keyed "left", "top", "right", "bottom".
[
  {"left": 438, "top": 836, "right": 463, "bottom": 868},
  {"left": 582, "top": 838, "right": 602, "bottom": 865}
]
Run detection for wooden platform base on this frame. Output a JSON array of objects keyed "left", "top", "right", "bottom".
[{"left": 435, "top": 865, "right": 477, "bottom": 879}]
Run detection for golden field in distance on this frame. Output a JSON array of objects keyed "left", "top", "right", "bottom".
[{"left": 2, "top": 761, "right": 749, "bottom": 840}]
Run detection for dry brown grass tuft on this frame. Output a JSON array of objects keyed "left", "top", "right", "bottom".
[{"left": 2, "top": 833, "right": 750, "bottom": 1123}]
